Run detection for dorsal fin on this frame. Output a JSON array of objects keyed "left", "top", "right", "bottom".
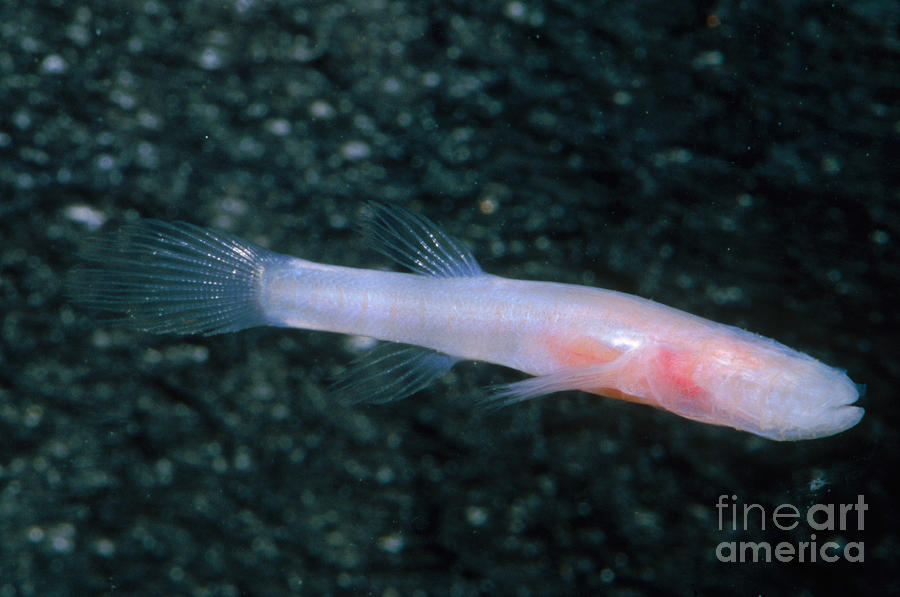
[{"left": 366, "top": 202, "right": 483, "bottom": 277}]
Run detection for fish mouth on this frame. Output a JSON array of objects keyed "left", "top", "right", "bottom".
[
  {"left": 828, "top": 404, "right": 865, "bottom": 432},
  {"left": 760, "top": 370, "right": 864, "bottom": 441},
  {"left": 809, "top": 371, "right": 864, "bottom": 438},
  {"left": 761, "top": 404, "right": 864, "bottom": 441},
  {"left": 795, "top": 391, "right": 865, "bottom": 440}
]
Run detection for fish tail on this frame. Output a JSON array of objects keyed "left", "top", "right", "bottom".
[{"left": 68, "top": 220, "right": 275, "bottom": 336}]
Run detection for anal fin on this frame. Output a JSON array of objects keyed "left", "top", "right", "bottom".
[{"left": 331, "top": 342, "right": 459, "bottom": 405}]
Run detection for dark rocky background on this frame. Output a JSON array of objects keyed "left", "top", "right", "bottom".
[{"left": 2, "top": 1, "right": 897, "bottom": 595}]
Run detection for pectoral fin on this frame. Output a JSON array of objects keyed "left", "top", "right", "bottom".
[{"left": 481, "top": 352, "right": 644, "bottom": 409}]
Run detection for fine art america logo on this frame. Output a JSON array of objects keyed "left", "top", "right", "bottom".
[{"left": 715, "top": 494, "right": 866, "bottom": 563}]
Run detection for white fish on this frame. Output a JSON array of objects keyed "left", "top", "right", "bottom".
[{"left": 69, "top": 203, "right": 864, "bottom": 441}]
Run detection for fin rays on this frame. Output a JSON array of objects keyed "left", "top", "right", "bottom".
[
  {"left": 480, "top": 362, "right": 626, "bottom": 410},
  {"left": 68, "top": 220, "right": 274, "bottom": 336},
  {"left": 366, "top": 202, "right": 483, "bottom": 278},
  {"left": 331, "top": 343, "right": 459, "bottom": 405}
]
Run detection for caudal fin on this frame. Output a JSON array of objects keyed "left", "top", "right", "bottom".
[{"left": 68, "top": 220, "right": 275, "bottom": 336}]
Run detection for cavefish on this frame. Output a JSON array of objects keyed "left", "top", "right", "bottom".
[{"left": 69, "top": 203, "right": 864, "bottom": 440}]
